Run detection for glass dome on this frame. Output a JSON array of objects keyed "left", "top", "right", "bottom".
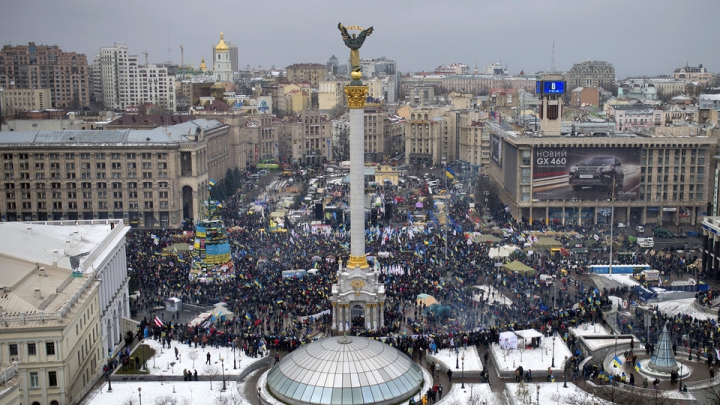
[{"left": 266, "top": 336, "right": 423, "bottom": 405}]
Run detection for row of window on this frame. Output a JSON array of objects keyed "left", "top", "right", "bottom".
[
  {"left": 4, "top": 172, "right": 166, "bottom": 180},
  {"left": 8, "top": 341, "right": 55, "bottom": 357},
  {"left": 3, "top": 162, "right": 167, "bottom": 170},
  {"left": 2, "top": 152, "right": 168, "bottom": 160},
  {"left": 5, "top": 181, "right": 169, "bottom": 190},
  {"left": 6, "top": 190, "right": 169, "bottom": 199},
  {"left": 7, "top": 201, "right": 166, "bottom": 210}
]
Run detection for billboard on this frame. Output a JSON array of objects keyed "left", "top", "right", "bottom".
[
  {"left": 491, "top": 135, "right": 502, "bottom": 167},
  {"left": 532, "top": 147, "right": 640, "bottom": 200}
]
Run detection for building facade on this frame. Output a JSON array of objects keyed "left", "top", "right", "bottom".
[
  {"left": 486, "top": 123, "right": 715, "bottom": 227},
  {"left": 613, "top": 105, "right": 664, "bottom": 131},
  {"left": 285, "top": 63, "right": 326, "bottom": 88},
  {"left": 673, "top": 64, "right": 713, "bottom": 84},
  {"left": 398, "top": 105, "right": 457, "bottom": 166},
  {"left": 0, "top": 219, "right": 131, "bottom": 405},
  {"left": 0, "top": 119, "right": 228, "bottom": 227},
  {"left": 566, "top": 60, "right": 615, "bottom": 88},
  {"left": 0, "top": 43, "right": 90, "bottom": 110},
  {"left": 0, "top": 88, "right": 51, "bottom": 117}
]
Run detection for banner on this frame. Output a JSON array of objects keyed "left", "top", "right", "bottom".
[{"left": 532, "top": 147, "right": 640, "bottom": 200}]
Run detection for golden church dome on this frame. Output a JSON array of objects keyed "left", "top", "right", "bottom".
[
  {"left": 215, "top": 32, "right": 229, "bottom": 52},
  {"left": 200, "top": 57, "right": 207, "bottom": 72}
]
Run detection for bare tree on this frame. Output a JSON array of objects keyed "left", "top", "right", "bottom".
[
  {"left": 213, "top": 391, "right": 245, "bottom": 405},
  {"left": 121, "top": 399, "right": 137, "bottom": 405},
  {"left": 154, "top": 395, "right": 180, "bottom": 405},
  {"left": 188, "top": 350, "right": 199, "bottom": 368},
  {"left": 515, "top": 381, "right": 533, "bottom": 405},
  {"left": 203, "top": 365, "right": 219, "bottom": 390},
  {"left": 590, "top": 383, "right": 672, "bottom": 405}
]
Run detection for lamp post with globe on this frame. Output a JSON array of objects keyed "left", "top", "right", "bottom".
[
  {"left": 138, "top": 387, "right": 142, "bottom": 405},
  {"left": 461, "top": 354, "right": 465, "bottom": 389},
  {"left": 221, "top": 357, "right": 226, "bottom": 392},
  {"left": 551, "top": 336, "right": 556, "bottom": 368}
]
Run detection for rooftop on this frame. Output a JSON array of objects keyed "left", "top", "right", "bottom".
[
  {"left": 0, "top": 220, "right": 129, "bottom": 327},
  {"left": 0, "top": 119, "right": 225, "bottom": 147}
]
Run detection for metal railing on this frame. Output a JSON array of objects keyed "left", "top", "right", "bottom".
[{"left": 0, "top": 363, "right": 18, "bottom": 385}]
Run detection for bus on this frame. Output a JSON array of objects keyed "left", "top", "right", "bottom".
[
  {"left": 589, "top": 264, "right": 650, "bottom": 275},
  {"left": 256, "top": 158, "right": 279, "bottom": 171}
]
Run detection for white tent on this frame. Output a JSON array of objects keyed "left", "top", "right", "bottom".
[
  {"left": 514, "top": 329, "right": 543, "bottom": 340},
  {"left": 498, "top": 331, "right": 518, "bottom": 350},
  {"left": 488, "top": 245, "right": 520, "bottom": 259}
]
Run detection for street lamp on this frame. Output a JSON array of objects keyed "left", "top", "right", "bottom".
[
  {"left": 138, "top": 387, "right": 142, "bottom": 405},
  {"left": 461, "top": 354, "right": 465, "bottom": 389},
  {"left": 221, "top": 357, "right": 226, "bottom": 392},
  {"left": 551, "top": 336, "right": 556, "bottom": 368},
  {"left": 456, "top": 346, "right": 459, "bottom": 369},
  {"left": 679, "top": 363, "right": 683, "bottom": 393},
  {"left": 233, "top": 340, "right": 237, "bottom": 369},
  {"left": 257, "top": 387, "right": 262, "bottom": 405},
  {"left": 563, "top": 356, "right": 568, "bottom": 388},
  {"left": 614, "top": 336, "right": 618, "bottom": 364}
]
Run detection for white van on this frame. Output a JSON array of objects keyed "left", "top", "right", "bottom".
[{"left": 637, "top": 237, "right": 654, "bottom": 248}]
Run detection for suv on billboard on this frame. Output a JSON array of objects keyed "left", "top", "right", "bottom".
[{"left": 568, "top": 157, "right": 624, "bottom": 191}]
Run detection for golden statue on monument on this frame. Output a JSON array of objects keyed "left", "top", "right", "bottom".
[{"left": 338, "top": 23, "right": 374, "bottom": 71}]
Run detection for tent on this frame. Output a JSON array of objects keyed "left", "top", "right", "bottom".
[
  {"left": 416, "top": 293, "right": 438, "bottom": 306},
  {"left": 488, "top": 245, "right": 520, "bottom": 259},
  {"left": 515, "top": 329, "right": 543, "bottom": 340},
  {"left": 532, "top": 237, "right": 563, "bottom": 249},
  {"left": 473, "top": 234, "right": 501, "bottom": 243},
  {"left": 499, "top": 331, "right": 518, "bottom": 350},
  {"left": 211, "top": 302, "right": 234, "bottom": 321},
  {"left": 503, "top": 260, "right": 536, "bottom": 275}
]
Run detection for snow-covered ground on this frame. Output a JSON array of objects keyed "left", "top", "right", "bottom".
[
  {"left": 491, "top": 334, "right": 573, "bottom": 373},
  {"left": 583, "top": 337, "right": 634, "bottom": 350},
  {"left": 431, "top": 345, "right": 483, "bottom": 372},
  {"left": 569, "top": 324, "right": 611, "bottom": 336},
  {"left": 133, "top": 338, "right": 268, "bottom": 377},
  {"left": 472, "top": 285, "right": 512, "bottom": 306},
  {"left": 84, "top": 380, "right": 245, "bottom": 405},
  {"left": 441, "top": 383, "right": 502, "bottom": 405},
  {"left": 656, "top": 298, "right": 714, "bottom": 320},
  {"left": 506, "top": 382, "right": 613, "bottom": 405},
  {"left": 595, "top": 274, "right": 640, "bottom": 287}
]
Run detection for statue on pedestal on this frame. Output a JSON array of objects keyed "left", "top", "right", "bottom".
[{"left": 338, "top": 23, "right": 374, "bottom": 71}]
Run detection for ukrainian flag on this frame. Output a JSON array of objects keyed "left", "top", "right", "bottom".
[
  {"left": 635, "top": 362, "right": 642, "bottom": 373},
  {"left": 445, "top": 167, "right": 456, "bottom": 179},
  {"left": 209, "top": 178, "right": 216, "bottom": 187},
  {"left": 612, "top": 356, "right": 623, "bottom": 368},
  {"left": 245, "top": 314, "right": 251, "bottom": 320},
  {"left": 276, "top": 299, "right": 284, "bottom": 304}
]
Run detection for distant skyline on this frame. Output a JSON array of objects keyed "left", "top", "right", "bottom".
[{"left": 2, "top": 0, "right": 719, "bottom": 79}]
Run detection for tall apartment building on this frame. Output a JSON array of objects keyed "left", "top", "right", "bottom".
[
  {"left": 458, "top": 111, "right": 490, "bottom": 167},
  {"left": 0, "top": 119, "right": 229, "bottom": 227},
  {"left": 285, "top": 63, "right": 327, "bottom": 88},
  {"left": 566, "top": 60, "right": 615, "bottom": 88},
  {"left": 279, "top": 111, "right": 332, "bottom": 164},
  {"left": 0, "top": 43, "right": 90, "bottom": 110},
  {"left": 318, "top": 79, "right": 347, "bottom": 114},
  {"left": 92, "top": 44, "right": 176, "bottom": 112},
  {"left": 0, "top": 219, "right": 131, "bottom": 405}
]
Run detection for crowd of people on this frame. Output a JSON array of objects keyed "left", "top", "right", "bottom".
[{"left": 120, "top": 166, "right": 719, "bottom": 393}]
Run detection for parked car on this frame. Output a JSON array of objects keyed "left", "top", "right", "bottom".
[
  {"left": 686, "top": 231, "right": 700, "bottom": 237},
  {"left": 653, "top": 228, "right": 674, "bottom": 238},
  {"left": 568, "top": 156, "right": 624, "bottom": 191},
  {"left": 635, "top": 225, "right": 645, "bottom": 233}
]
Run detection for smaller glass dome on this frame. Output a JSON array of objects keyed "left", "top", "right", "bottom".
[{"left": 266, "top": 336, "right": 423, "bottom": 405}]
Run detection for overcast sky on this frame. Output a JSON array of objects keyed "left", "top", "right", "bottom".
[{"left": 2, "top": 0, "right": 719, "bottom": 78}]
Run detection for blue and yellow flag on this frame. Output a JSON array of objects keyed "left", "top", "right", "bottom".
[
  {"left": 209, "top": 178, "right": 216, "bottom": 187},
  {"left": 612, "top": 356, "right": 623, "bottom": 368},
  {"left": 635, "top": 362, "right": 642, "bottom": 373},
  {"left": 445, "top": 167, "right": 456, "bottom": 179}
]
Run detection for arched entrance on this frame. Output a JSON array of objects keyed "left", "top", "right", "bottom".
[
  {"left": 182, "top": 186, "right": 194, "bottom": 221},
  {"left": 351, "top": 304, "right": 365, "bottom": 328}
]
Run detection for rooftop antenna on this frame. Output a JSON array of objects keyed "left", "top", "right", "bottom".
[
  {"left": 550, "top": 42, "right": 556, "bottom": 73},
  {"left": 142, "top": 50, "right": 149, "bottom": 66},
  {"left": 167, "top": 40, "right": 172, "bottom": 65},
  {"left": 180, "top": 45, "right": 184, "bottom": 68}
]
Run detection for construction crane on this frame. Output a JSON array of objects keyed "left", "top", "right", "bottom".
[
  {"left": 142, "top": 50, "right": 149, "bottom": 66},
  {"left": 179, "top": 45, "right": 184, "bottom": 68}
]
